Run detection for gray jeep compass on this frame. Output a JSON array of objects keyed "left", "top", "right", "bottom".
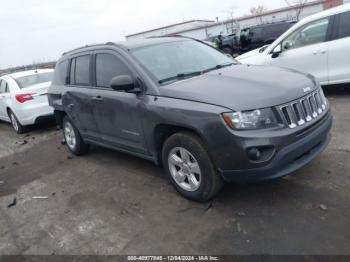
[{"left": 49, "top": 37, "right": 332, "bottom": 202}]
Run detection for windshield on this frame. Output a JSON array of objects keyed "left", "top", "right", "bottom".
[
  {"left": 14, "top": 72, "right": 53, "bottom": 88},
  {"left": 131, "top": 40, "right": 237, "bottom": 84}
]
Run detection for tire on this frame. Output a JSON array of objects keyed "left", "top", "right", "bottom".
[
  {"left": 8, "top": 110, "right": 26, "bottom": 134},
  {"left": 62, "top": 116, "right": 89, "bottom": 155},
  {"left": 162, "top": 132, "right": 223, "bottom": 202}
]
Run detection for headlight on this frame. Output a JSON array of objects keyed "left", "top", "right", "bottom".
[{"left": 222, "top": 108, "right": 279, "bottom": 130}]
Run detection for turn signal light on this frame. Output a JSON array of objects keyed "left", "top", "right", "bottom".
[{"left": 15, "top": 94, "right": 34, "bottom": 103}]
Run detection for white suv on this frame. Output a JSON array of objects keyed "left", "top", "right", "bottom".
[
  {"left": 0, "top": 69, "right": 54, "bottom": 133},
  {"left": 236, "top": 4, "right": 350, "bottom": 87}
]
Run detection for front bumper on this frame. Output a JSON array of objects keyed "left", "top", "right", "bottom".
[{"left": 219, "top": 112, "right": 332, "bottom": 182}]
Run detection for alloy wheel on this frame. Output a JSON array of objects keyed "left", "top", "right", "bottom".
[
  {"left": 64, "top": 121, "right": 77, "bottom": 150},
  {"left": 168, "top": 147, "right": 202, "bottom": 192}
]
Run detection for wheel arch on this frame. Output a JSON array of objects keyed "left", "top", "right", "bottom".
[
  {"left": 54, "top": 110, "right": 67, "bottom": 128},
  {"left": 152, "top": 124, "right": 209, "bottom": 165}
]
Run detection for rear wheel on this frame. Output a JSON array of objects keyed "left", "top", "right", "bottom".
[
  {"left": 162, "top": 132, "right": 223, "bottom": 202},
  {"left": 63, "top": 116, "right": 89, "bottom": 155},
  {"left": 8, "top": 110, "right": 25, "bottom": 134}
]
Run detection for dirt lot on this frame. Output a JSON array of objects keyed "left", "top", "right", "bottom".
[{"left": 0, "top": 88, "right": 349, "bottom": 255}]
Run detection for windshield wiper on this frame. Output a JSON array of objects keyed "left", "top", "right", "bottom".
[
  {"left": 202, "top": 62, "right": 235, "bottom": 73},
  {"left": 158, "top": 62, "right": 235, "bottom": 84},
  {"left": 158, "top": 71, "right": 202, "bottom": 84}
]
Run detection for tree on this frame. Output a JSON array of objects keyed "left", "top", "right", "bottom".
[
  {"left": 224, "top": 5, "right": 240, "bottom": 34},
  {"left": 250, "top": 5, "right": 267, "bottom": 24},
  {"left": 284, "top": 0, "right": 309, "bottom": 21}
]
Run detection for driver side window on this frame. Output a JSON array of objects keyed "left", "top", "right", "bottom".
[{"left": 282, "top": 17, "right": 330, "bottom": 51}]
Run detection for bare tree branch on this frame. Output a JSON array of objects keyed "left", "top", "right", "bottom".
[
  {"left": 250, "top": 5, "right": 267, "bottom": 24},
  {"left": 284, "top": 0, "right": 309, "bottom": 21}
]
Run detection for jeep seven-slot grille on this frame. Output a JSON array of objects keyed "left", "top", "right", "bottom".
[{"left": 279, "top": 89, "right": 327, "bottom": 129}]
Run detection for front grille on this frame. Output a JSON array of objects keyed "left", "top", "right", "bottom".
[{"left": 278, "top": 88, "right": 327, "bottom": 129}]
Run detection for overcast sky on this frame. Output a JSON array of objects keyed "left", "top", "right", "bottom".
[{"left": 0, "top": 0, "right": 287, "bottom": 69}]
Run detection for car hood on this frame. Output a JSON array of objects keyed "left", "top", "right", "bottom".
[
  {"left": 236, "top": 47, "right": 263, "bottom": 61},
  {"left": 159, "top": 65, "right": 317, "bottom": 111}
]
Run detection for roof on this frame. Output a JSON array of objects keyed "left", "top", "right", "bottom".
[
  {"left": 117, "top": 36, "right": 191, "bottom": 49},
  {"left": 61, "top": 37, "right": 192, "bottom": 57},
  {"left": 126, "top": 20, "right": 215, "bottom": 38},
  {"left": 294, "top": 2, "right": 350, "bottom": 24},
  {"left": 4, "top": 69, "right": 54, "bottom": 79}
]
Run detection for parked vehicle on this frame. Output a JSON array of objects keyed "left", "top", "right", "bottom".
[
  {"left": 0, "top": 69, "right": 54, "bottom": 133},
  {"left": 219, "top": 21, "right": 294, "bottom": 55},
  {"left": 236, "top": 4, "right": 350, "bottom": 87},
  {"left": 221, "top": 34, "right": 240, "bottom": 55},
  {"left": 49, "top": 37, "right": 332, "bottom": 202}
]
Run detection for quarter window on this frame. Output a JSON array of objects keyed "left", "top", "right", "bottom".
[
  {"left": 95, "top": 53, "right": 131, "bottom": 88},
  {"left": 53, "top": 60, "right": 69, "bottom": 85},
  {"left": 70, "top": 55, "right": 91, "bottom": 85},
  {"left": 337, "top": 12, "right": 350, "bottom": 39},
  {"left": 282, "top": 18, "right": 329, "bottom": 51}
]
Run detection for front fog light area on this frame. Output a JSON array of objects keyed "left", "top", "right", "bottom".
[
  {"left": 247, "top": 146, "right": 275, "bottom": 162},
  {"left": 223, "top": 108, "right": 279, "bottom": 130}
]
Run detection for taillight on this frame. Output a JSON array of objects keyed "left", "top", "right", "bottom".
[{"left": 15, "top": 94, "right": 34, "bottom": 103}]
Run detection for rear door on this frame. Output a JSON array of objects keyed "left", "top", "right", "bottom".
[
  {"left": 0, "top": 79, "right": 10, "bottom": 120},
  {"left": 65, "top": 54, "right": 100, "bottom": 140},
  {"left": 267, "top": 17, "right": 331, "bottom": 85},
  {"left": 91, "top": 51, "right": 147, "bottom": 154},
  {"left": 328, "top": 11, "right": 350, "bottom": 85}
]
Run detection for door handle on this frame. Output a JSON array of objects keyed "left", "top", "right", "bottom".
[
  {"left": 313, "top": 51, "right": 318, "bottom": 55},
  {"left": 91, "top": 96, "right": 104, "bottom": 102},
  {"left": 321, "top": 49, "right": 327, "bottom": 54}
]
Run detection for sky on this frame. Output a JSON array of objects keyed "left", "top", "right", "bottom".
[{"left": 0, "top": 0, "right": 287, "bottom": 69}]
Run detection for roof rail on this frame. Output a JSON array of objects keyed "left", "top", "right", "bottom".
[{"left": 62, "top": 42, "right": 118, "bottom": 56}]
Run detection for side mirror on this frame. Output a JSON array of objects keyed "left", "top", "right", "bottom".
[
  {"left": 110, "top": 75, "right": 140, "bottom": 93},
  {"left": 271, "top": 44, "right": 282, "bottom": 58}
]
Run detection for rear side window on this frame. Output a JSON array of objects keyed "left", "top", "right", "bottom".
[
  {"left": 337, "top": 12, "right": 350, "bottom": 39},
  {"left": 95, "top": 53, "right": 131, "bottom": 88},
  {"left": 70, "top": 55, "right": 91, "bottom": 86},
  {"left": 53, "top": 60, "right": 68, "bottom": 85}
]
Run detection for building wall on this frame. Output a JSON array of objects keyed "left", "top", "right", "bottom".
[{"left": 126, "top": 21, "right": 214, "bottom": 40}]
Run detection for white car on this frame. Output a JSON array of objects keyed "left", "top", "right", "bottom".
[
  {"left": 236, "top": 4, "right": 350, "bottom": 87},
  {"left": 0, "top": 69, "right": 54, "bottom": 133}
]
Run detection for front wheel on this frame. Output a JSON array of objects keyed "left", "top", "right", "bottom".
[
  {"left": 162, "top": 132, "right": 223, "bottom": 202},
  {"left": 62, "top": 116, "right": 89, "bottom": 155}
]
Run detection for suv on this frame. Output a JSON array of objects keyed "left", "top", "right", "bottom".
[{"left": 49, "top": 37, "right": 332, "bottom": 202}]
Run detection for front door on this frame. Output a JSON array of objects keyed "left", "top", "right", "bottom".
[
  {"left": 92, "top": 52, "right": 147, "bottom": 154},
  {"left": 267, "top": 17, "right": 331, "bottom": 85}
]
